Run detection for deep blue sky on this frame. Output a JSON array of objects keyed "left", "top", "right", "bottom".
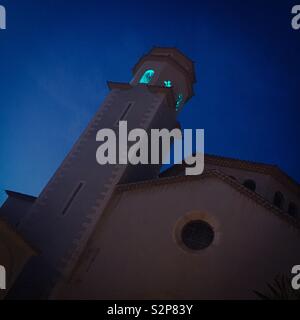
[{"left": 0, "top": 0, "right": 299, "bottom": 204}]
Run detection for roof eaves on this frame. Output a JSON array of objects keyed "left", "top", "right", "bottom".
[
  {"left": 5, "top": 190, "right": 37, "bottom": 202},
  {"left": 116, "top": 170, "right": 300, "bottom": 232}
]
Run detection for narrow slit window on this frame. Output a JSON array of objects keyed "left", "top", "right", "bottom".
[
  {"left": 119, "top": 102, "right": 133, "bottom": 121},
  {"left": 62, "top": 182, "right": 84, "bottom": 215}
]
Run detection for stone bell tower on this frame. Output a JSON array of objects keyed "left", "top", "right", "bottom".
[{"left": 13, "top": 47, "right": 196, "bottom": 298}]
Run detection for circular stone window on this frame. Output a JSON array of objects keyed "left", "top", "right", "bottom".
[{"left": 181, "top": 220, "right": 214, "bottom": 250}]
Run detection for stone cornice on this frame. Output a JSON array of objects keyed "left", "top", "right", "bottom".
[
  {"left": 160, "top": 154, "right": 300, "bottom": 197},
  {"left": 116, "top": 169, "right": 300, "bottom": 232}
]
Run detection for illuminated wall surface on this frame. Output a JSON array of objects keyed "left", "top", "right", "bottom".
[{"left": 0, "top": 219, "right": 35, "bottom": 299}]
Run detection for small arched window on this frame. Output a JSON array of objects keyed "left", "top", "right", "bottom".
[
  {"left": 273, "top": 191, "right": 284, "bottom": 209},
  {"left": 139, "top": 69, "right": 155, "bottom": 84},
  {"left": 243, "top": 179, "right": 256, "bottom": 191},
  {"left": 288, "top": 202, "right": 298, "bottom": 218}
]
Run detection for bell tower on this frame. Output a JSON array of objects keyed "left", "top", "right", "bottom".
[
  {"left": 15, "top": 47, "right": 196, "bottom": 298},
  {"left": 131, "top": 47, "right": 195, "bottom": 112}
]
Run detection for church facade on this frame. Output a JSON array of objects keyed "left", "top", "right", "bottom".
[{"left": 0, "top": 48, "right": 299, "bottom": 299}]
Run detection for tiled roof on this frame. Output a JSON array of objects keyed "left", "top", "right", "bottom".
[{"left": 159, "top": 154, "right": 300, "bottom": 196}]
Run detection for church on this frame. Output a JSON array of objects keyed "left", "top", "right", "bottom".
[{"left": 0, "top": 47, "right": 299, "bottom": 300}]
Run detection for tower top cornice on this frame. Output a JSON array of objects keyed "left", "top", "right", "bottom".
[{"left": 132, "top": 47, "right": 196, "bottom": 83}]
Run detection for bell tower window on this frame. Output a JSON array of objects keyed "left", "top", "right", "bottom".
[
  {"left": 139, "top": 69, "right": 155, "bottom": 84},
  {"left": 176, "top": 93, "right": 184, "bottom": 110}
]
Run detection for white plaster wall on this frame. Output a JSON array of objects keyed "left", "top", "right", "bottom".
[{"left": 54, "top": 176, "right": 300, "bottom": 299}]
